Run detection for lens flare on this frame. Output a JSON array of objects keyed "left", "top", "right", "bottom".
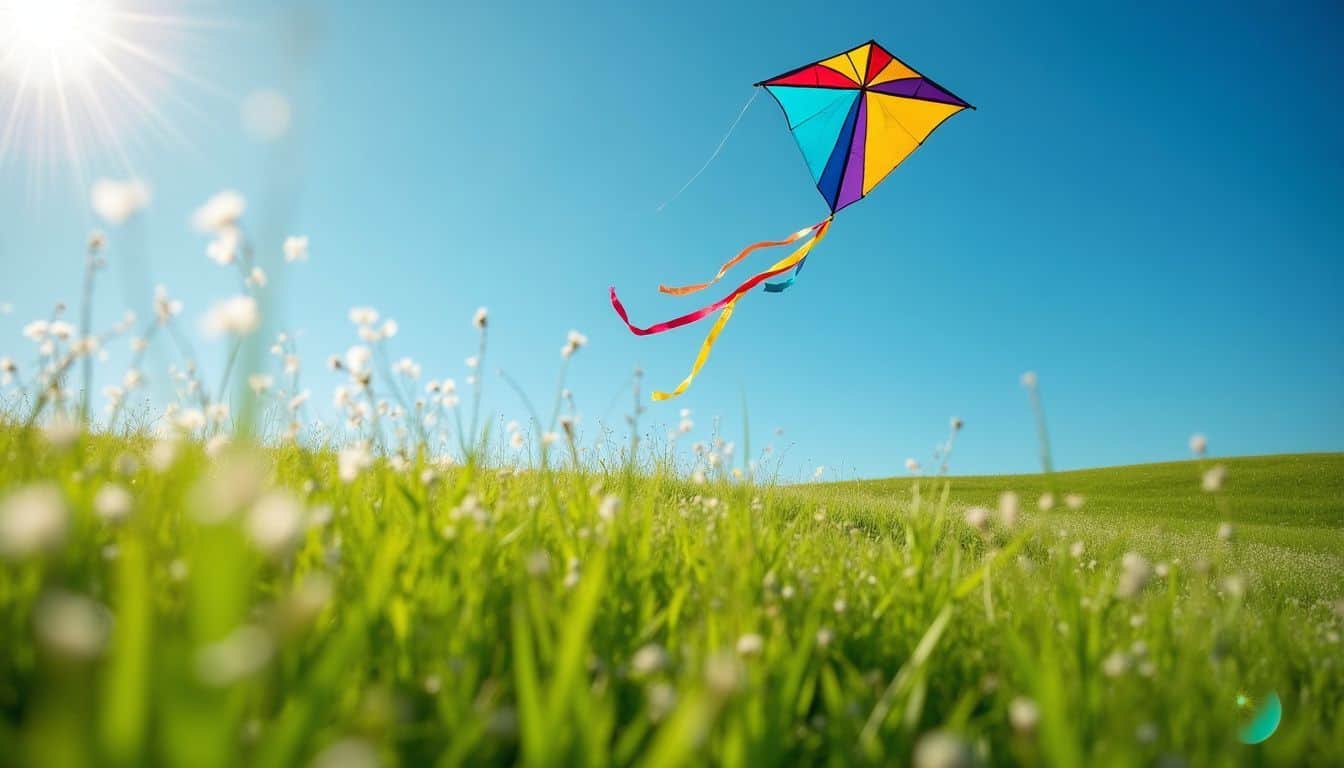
[
  {"left": 0, "top": 0, "right": 219, "bottom": 195},
  {"left": 1237, "top": 690, "right": 1283, "bottom": 745}
]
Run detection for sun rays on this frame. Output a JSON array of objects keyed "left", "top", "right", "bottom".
[{"left": 0, "top": 0, "right": 224, "bottom": 195}]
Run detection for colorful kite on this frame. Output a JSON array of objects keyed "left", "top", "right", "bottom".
[{"left": 611, "top": 40, "right": 972, "bottom": 400}]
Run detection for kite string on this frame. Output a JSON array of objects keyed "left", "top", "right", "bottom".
[{"left": 655, "top": 88, "right": 760, "bottom": 213}]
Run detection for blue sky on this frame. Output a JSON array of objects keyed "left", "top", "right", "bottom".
[{"left": 1, "top": 0, "right": 1341, "bottom": 477}]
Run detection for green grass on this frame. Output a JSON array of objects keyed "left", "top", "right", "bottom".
[{"left": 1, "top": 427, "right": 1341, "bottom": 766}]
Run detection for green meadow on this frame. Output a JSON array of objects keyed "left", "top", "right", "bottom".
[{"left": 1, "top": 423, "right": 1340, "bottom": 766}]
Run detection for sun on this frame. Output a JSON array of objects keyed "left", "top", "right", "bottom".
[
  {"left": 0, "top": 0, "right": 114, "bottom": 85},
  {"left": 0, "top": 0, "right": 218, "bottom": 194}
]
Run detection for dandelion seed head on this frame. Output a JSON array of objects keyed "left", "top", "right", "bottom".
[
  {"left": 0, "top": 484, "right": 68, "bottom": 559},
  {"left": 913, "top": 731, "right": 973, "bottom": 768},
  {"left": 205, "top": 228, "right": 239, "bottom": 265},
  {"left": 192, "top": 190, "right": 247, "bottom": 233},
  {"left": 338, "top": 444, "right": 372, "bottom": 483},
  {"left": 344, "top": 345, "right": 372, "bottom": 373},
  {"left": 1202, "top": 465, "right": 1227, "bottom": 492},
  {"left": 962, "top": 505, "right": 991, "bottom": 531},
  {"left": 203, "top": 295, "right": 260, "bottom": 337},
  {"left": 311, "top": 739, "right": 378, "bottom": 768},
  {"left": 34, "top": 591, "right": 109, "bottom": 660},
  {"left": 91, "top": 178, "right": 151, "bottom": 225},
  {"left": 195, "top": 625, "right": 274, "bottom": 686},
  {"left": 347, "top": 307, "right": 379, "bottom": 327},
  {"left": 1116, "top": 552, "right": 1152, "bottom": 599},
  {"left": 598, "top": 494, "right": 621, "bottom": 522},
  {"left": 735, "top": 633, "right": 764, "bottom": 657},
  {"left": 1009, "top": 696, "right": 1039, "bottom": 734},
  {"left": 998, "top": 491, "right": 1020, "bottom": 527},
  {"left": 631, "top": 644, "right": 668, "bottom": 676},
  {"left": 283, "top": 235, "right": 309, "bottom": 262},
  {"left": 704, "top": 651, "right": 744, "bottom": 697},
  {"left": 93, "top": 483, "right": 132, "bottom": 522},
  {"left": 246, "top": 491, "right": 304, "bottom": 556}
]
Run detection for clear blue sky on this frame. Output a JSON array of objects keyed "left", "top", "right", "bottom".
[{"left": 1, "top": 0, "right": 1341, "bottom": 477}]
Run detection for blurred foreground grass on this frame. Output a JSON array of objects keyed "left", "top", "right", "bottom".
[{"left": 1, "top": 428, "right": 1341, "bottom": 766}]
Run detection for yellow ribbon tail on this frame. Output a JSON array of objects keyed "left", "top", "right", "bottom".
[{"left": 651, "top": 219, "right": 831, "bottom": 401}]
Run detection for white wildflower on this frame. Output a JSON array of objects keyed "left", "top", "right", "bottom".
[
  {"left": 472, "top": 307, "right": 488, "bottom": 329},
  {"left": 338, "top": 444, "right": 372, "bottom": 483},
  {"left": 154, "top": 285, "right": 183, "bottom": 323},
  {"left": 288, "top": 391, "right": 310, "bottom": 411},
  {"left": 1202, "top": 465, "right": 1226, "bottom": 492},
  {"left": 203, "top": 295, "right": 260, "bottom": 337},
  {"left": 192, "top": 190, "right": 246, "bottom": 232},
  {"left": 598, "top": 494, "right": 621, "bottom": 522},
  {"left": 905, "top": 458, "right": 920, "bottom": 473},
  {"left": 348, "top": 307, "right": 379, "bottom": 326},
  {"left": 247, "top": 266, "right": 267, "bottom": 287},
  {"left": 735, "top": 633, "right": 764, "bottom": 657},
  {"left": 1065, "top": 493, "right": 1084, "bottom": 510},
  {"left": 206, "top": 402, "right": 229, "bottom": 424},
  {"left": 1009, "top": 696, "right": 1039, "bottom": 734},
  {"left": 206, "top": 228, "right": 240, "bottom": 265},
  {"left": 0, "top": 485, "right": 68, "bottom": 559},
  {"left": 630, "top": 644, "right": 668, "bottom": 676},
  {"left": 1102, "top": 651, "right": 1131, "bottom": 677},
  {"left": 204, "top": 434, "right": 230, "bottom": 457},
  {"left": 1020, "top": 370, "right": 1038, "bottom": 388},
  {"left": 311, "top": 739, "right": 378, "bottom": 768},
  {"left": 1216, "top": 522, "right": 1234, "bottom": 542},
  {"left": 998, "top": 491, "right": 1020, "bottom": 527},
  {"left": 93, "top": 484, "right": 133, "bottom": 522},
  {"left": 1116, "top": 552, "right": 1152, "bottom": 599},
  {"left": 913, "top": 731, "right": 973, "bottom": 768},
  {"left": 1189, "top": 433, "right": 1207, "bottom": 456},
  {"left": 91, "top": 178, "right": 151, "bottom": 225},
  {"left": 35, "top": 591, "right": 109, "bottom": 659},
  {"left": 964, "top": 506, "right": 990, "bottom": 531},
  {"left": 283, "top": 235, "right": 309, "bottom": 263},
  {"left": 248, "top": 374, "right": 274, "bottom": 394},
  {"left": 246, "top": 491, "right": 304, "bottom": 556},
  {"left": 1038, "top": 492, "right": 1056, "bottom": 511},
  {"left": 175, "top": 408, "right": 206, "bottom": 432},
  {"left": 195, "top": 625, "right": 274, "bottom": 686},
  {"left": 561, "top": 329, "right": 588, "bottom": 358},
  {"left": 22, "top": 320, "right": 49, "bottom": 342},
  {"left": 345, "top": 345, "right": 372, "bottom": 373}
]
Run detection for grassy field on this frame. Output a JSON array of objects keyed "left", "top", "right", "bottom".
[{"left": 0, "top": 424, "right": 1340, "bottom": 766}]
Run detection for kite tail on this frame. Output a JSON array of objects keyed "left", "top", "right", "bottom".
[
  {"left": 658, "top": 220, "right": 825, "bottom": 296},
  {"left": 608, "top": 217, "right": 832, "bottom": 401}
]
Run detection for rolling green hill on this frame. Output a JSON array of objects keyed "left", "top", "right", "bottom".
[{"left": 783, "top": 453, "right": 1344, "bottom": 601}]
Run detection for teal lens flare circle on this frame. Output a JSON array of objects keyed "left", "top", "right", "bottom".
[{"left": 1238, "top": 691, "right": 1282, "bottom": 745}]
